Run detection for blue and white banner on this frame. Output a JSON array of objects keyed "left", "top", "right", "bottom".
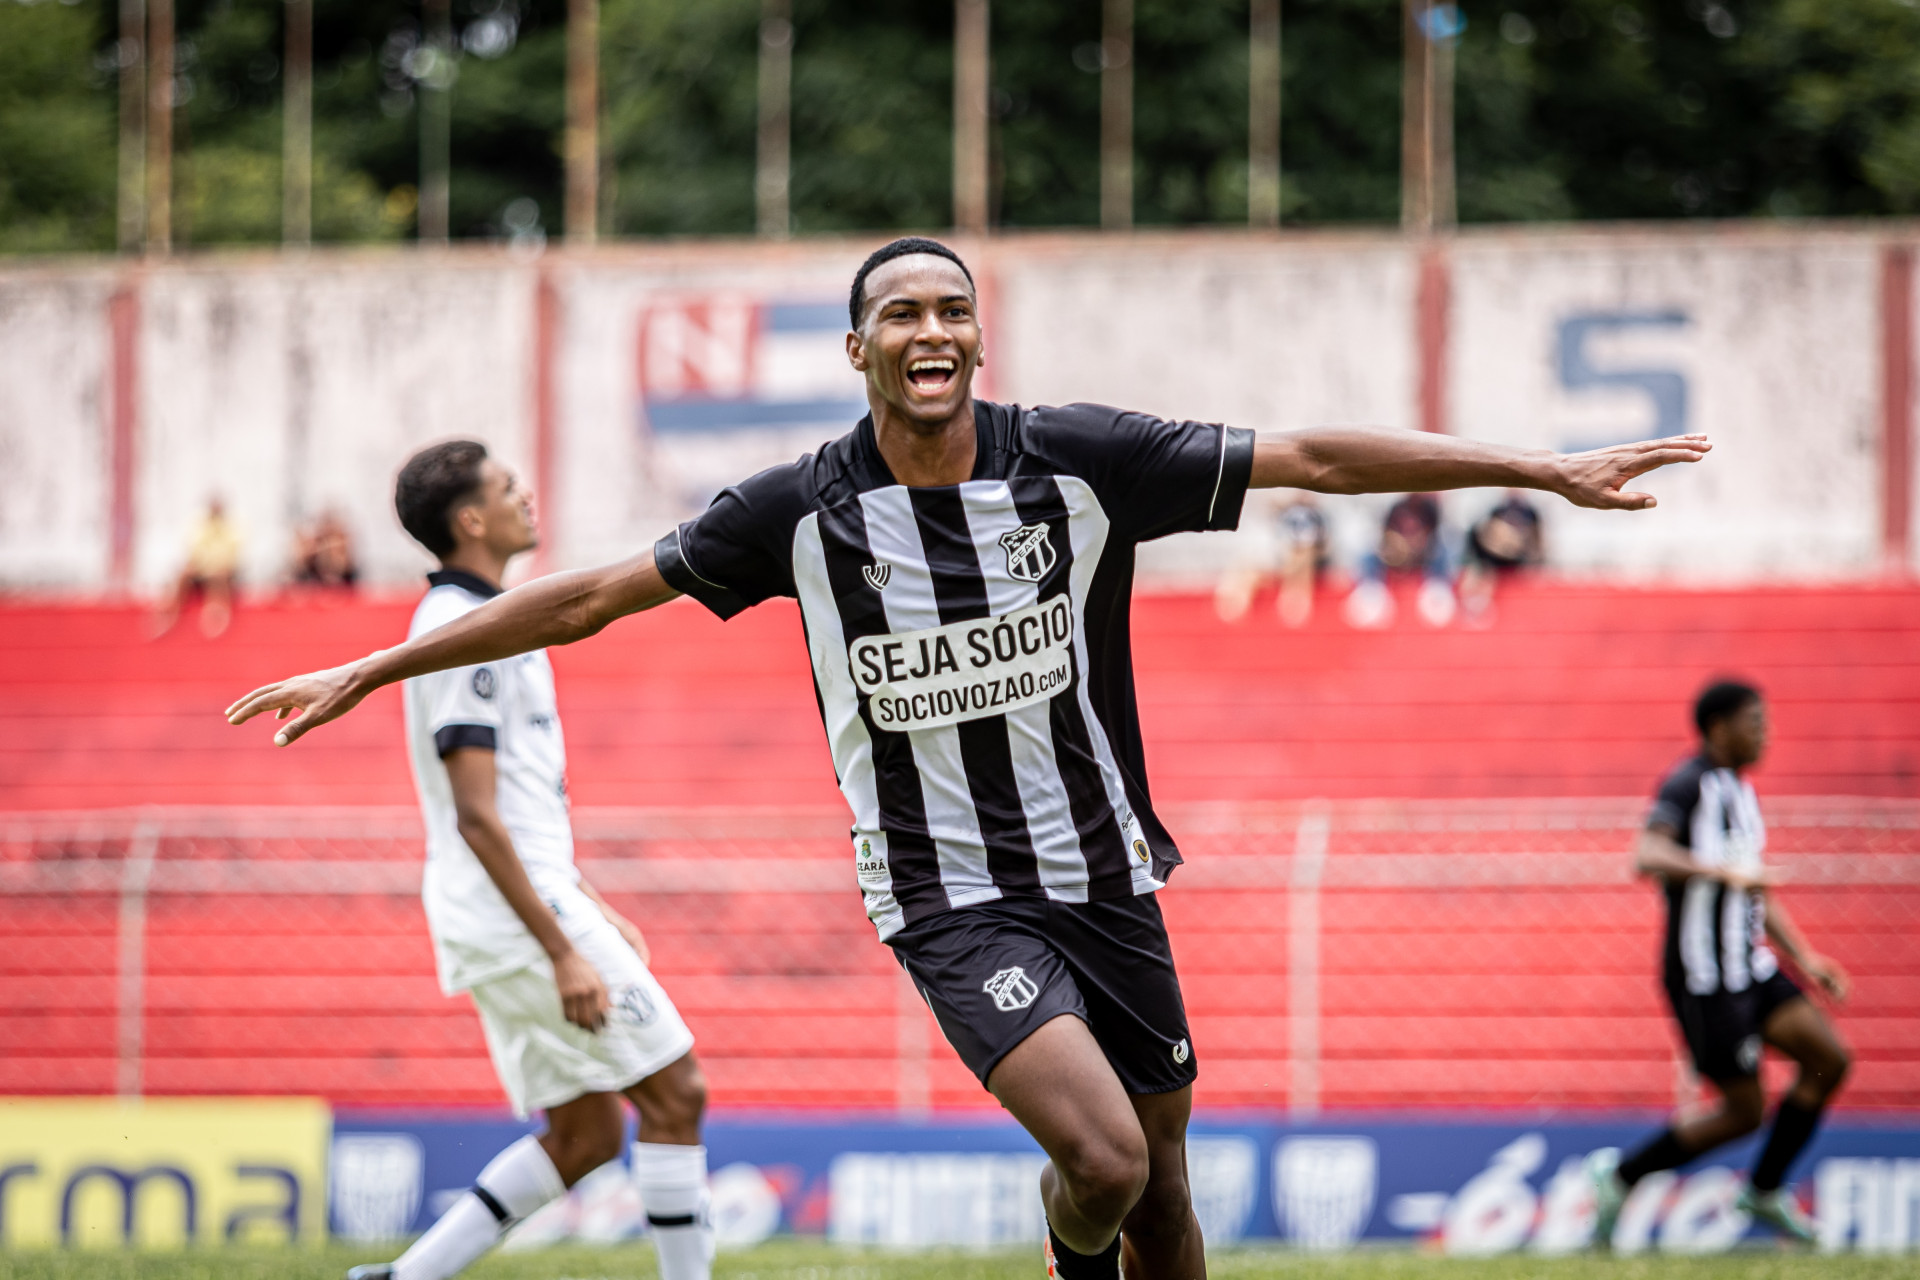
[
  {"left": 636, "top": 295, "right": 866, "bottom": 514},
  {"left": 330, "top": 1113, "right": 1920, "bottom": 1253}
]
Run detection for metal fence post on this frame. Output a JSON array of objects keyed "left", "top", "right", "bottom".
[
  {"left": 116, "top": 814, "right": 160, "bottom": 1098},
  {"left": 1289, "top": 804, "right": 1329, "bottom": 1117}
]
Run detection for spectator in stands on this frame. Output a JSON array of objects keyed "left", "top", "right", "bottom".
[
  {"left": 1215, "top": 495, "right": 1330, "bottom": 627},
  {"left": 291, "top": 509, "right": 360, "bottom": 590},
  {"left": 1344, "top": 492, "right": 1454, "bottom": 629},
  {"left": 1459, "top": 490, "right": 1544, "bottom": 624},
  {"left": 153, "top": 497, "right": 242, "bottom": 639}
]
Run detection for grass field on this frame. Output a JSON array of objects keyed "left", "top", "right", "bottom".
[{"left": 0, "top": 1243, "right": 1903, "bottom": 1280}]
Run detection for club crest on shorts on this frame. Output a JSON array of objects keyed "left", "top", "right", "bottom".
[
  {"left": 1738, "top": 1034, "right": 1762, "bottom": 1073},
  {"left": 983, "top": 965, "right": 1040, "bottom": 1012},
  {"left": 999, "top": 523, "right": 1057, "bottom": 584},
  {"left": 862, "top": 562, "right": 892, "bottom": 591},
  {"left": 471, "top": 667, "right": 496, "bottom": 700},
  {"left": 1172, "top": 1038, "right": 1190, "bottom": 1065},
  {"left": 613, "top": 984, "right": 658, "bottom": 1026}
]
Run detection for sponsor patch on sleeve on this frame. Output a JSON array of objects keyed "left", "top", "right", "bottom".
[{"left": 849, "top": 598, "right": 1074, "bottom": 732}]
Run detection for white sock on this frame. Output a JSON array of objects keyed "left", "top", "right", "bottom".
[
  {"left": 633, "top": 1142, "right": 712, "bottom": 1280},
  {"left": 392, "top": 1135, "right": 564, "bottom": 1280}
]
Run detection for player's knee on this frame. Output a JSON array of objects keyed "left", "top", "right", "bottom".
[
  {"left": 1057, "top": 1133, "right": 1150, "bottom": 1223},
  {"left": 667, "top": 1064, "right": 709, "bottom": 1129},
  {"left": 1814, "top": 1042, "right": 1853, "bottom": 1096},
  {"left": 636, "top": 1062, "right": 708, "bottom": 1143}
]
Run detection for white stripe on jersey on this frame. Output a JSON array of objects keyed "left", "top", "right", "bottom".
[
  {"left": 792, "top": 514, "right": 903, "bottom": 938},
  {"left": 1059, "top": 477, "right": 1164, "bottom": 895},
  {"left": 859, "top": 487, "right": 1002, "bottom": 909},
  {"left": 1682, "top": 766, "right": 1773, "bottom": 996},
  {"left": 957, "top": 482, "right": 1094, "bottom": 899}
]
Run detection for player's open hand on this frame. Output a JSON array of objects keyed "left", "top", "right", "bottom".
[
  {"left": 1804, "top": 953, "right": 1851, "bottom": 1004},
  {"left": 1551, "top": 434, "right": 1711, "bottom": 510},
  {"left": 225, "top": 662, "right": 369, "bottom": 746},
  {"left": 553, "top": 948, "right": 610, "bottom": 1032}
]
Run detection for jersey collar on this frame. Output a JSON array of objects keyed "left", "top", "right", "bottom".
[
  {"left": 853, "top": 401, "right": 1000, "bottom": 490},
  {"left": 426, "top": 568, "right": 504, "bottom": 599}
]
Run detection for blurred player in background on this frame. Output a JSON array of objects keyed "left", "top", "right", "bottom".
[
  {"left": 1589, "top": 680, "right": 1852, "bottom": 1248},
  {"left": 344, "top": 441, "right": 712, "bottom": 1280},
  {"left": 233, "top": 238, "right": 1710, "bottom": 1280}
]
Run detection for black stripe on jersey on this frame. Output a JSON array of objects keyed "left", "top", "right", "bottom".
[
  {"left": 1008, "top": 476, "right": 1135, "bottom": 895},
  {"left": 815, "top": 496, "right": 950, "bottom": 924},
  {"left": 906, "top": 486, "right": 1044, "bottom": 893}
]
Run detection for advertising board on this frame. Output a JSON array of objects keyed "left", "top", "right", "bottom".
[{"left": 0, "top": 1097, "right": 330, "bottom": 1249}]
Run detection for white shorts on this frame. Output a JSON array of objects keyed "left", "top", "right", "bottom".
[{"left": 467, "top": 891, "right": 694, "bottom": 1118}]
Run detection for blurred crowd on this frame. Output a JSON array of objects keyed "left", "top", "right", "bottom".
[
  {"left": 1215, "top": 491, "right": 1545, "bottom": 630},
  {"left": 152, "top": 500, "right": 361, "bottom": 639}
]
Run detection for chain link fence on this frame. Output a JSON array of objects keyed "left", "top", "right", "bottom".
[{"left": 3, "top": 800, "right": 1915, "bottom": 1112}]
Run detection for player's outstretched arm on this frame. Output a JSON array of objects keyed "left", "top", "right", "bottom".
[
  {"left": 1251, "top": 427, "right": 1710, "bottom": 510},
  {"left": 226, "top": 547, "right": 681, "bottom": 746}
]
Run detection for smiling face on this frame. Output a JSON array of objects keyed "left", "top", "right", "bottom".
[{"left": 846, "top": 255, "right": 983, "bottom": 431}]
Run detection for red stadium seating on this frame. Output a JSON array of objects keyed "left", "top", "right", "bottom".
[
  {"left": 3, "top": 580, "right": 1918, "bottom": 808},
  {"left": 1, "top": 584, "right": 1917, "bottom": 1112}
]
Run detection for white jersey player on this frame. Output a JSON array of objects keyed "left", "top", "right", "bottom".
[{"left": 346, "top": 441, "right": 713, "bottom": 1280}]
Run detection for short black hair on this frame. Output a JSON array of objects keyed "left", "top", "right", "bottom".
[
  {"left": 395, "top": 439, "right": 489, "bottom": 558},
  {"left": 1694, "top": 679, "right": 1763, "bottom": 736},
  {"left": 848, "top": 237, "right": 975, "bottom": 330}
]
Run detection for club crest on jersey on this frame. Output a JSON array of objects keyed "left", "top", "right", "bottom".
[
  {"left": 983, "top": 966, "right": 1040, "bottom": 1012},
  {"left": 862, "top": 562, "right": 892, "bottom": 591},
  {"left": 471, "top": 668, "right": 496, "bottom": 700},
  {"left": 999, "top": 523, "right": 1057, "bottom": 583}
]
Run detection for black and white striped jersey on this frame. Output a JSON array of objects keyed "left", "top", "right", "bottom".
[
  {"left": 655, "top": 401, "right": 1254, "bottom": 939},
  {"left": 1649, "top": 754, "right": 1779, "bottom": 997}
]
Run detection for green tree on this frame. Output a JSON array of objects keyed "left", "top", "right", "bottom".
[{"left": 0, "top": 0, "right": 117, "bottom": 253}]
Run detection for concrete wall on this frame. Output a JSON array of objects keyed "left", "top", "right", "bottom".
[{"left": 0, "top": 227, "right": 1913, "bottom": 592}]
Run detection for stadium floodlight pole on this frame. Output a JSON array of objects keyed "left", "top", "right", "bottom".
[
  {"left": 952, "top": 0, "right": 990, "bottom": 235},
  {"left": 116, "top": 0, "right": 146, "bottom": 253},
  {"left": 283, "top": 0, "right": 313, "bottom": 248},
  {"left": 145, "top": 0, "right": 173, "bottom": 254},
  {"left": 1432, "top": 6, "right": 1456, "bottom": 228},
  {"left": 756, "top": 0, "right": 793, "bottom": 240},
  {"left": 418, "top": 0, "right": 453, "bottom": 244},
  {"left": 564, "top": 0, "right": 598, "bottom": 244},
  {"left": 1248, "top": 0, "right": 1281, "bottom": 228},
  {"left": 1401, "top": 2, "right": 1457, "bottom": 234},
  {"left": 1400, "top": 0, "right": 1430, "bottom": 234},
  {"left": 1100, "top": 0, "right": 1132, "bottom": 231}
]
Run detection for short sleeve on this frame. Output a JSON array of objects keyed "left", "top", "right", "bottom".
[
  {"left": 417, "top": 664, "right": 504, "bottom": 756},
  {"left": 1024, "top": 403, "right": 1255, "bottom": 543},
  {"left": 654, "top": 461, "right": 809, "bottom": 621},
  {"left": 1648, "top": 760, "right": 1703, "bottom": 844}
]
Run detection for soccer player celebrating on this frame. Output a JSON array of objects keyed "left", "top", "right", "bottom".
[
  {"left": 233, "top": 238, "right": 1709, "bottom": 1279},
  {"left": 1588, "top": 680, "right": 1851, "bottom": 1247},
  {"left": 345, "top": 441, "right": 714, "bottom": 1280}
]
